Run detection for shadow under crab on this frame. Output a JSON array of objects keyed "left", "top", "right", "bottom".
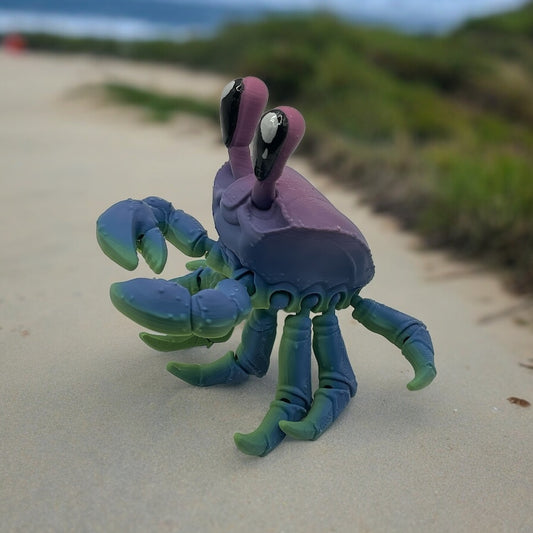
[{"left": 96, "top": 76, "right": 436, "bottom": 456}]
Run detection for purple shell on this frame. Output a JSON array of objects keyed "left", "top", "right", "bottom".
[{"left": 212, "top": 162, "right": 375, "bottom": 296}]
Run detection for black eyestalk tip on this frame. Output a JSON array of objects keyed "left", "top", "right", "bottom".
[{"left": 220, "top": 78, "right": 243, "bottom": 147}]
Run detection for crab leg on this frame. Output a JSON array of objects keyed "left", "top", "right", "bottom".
[
  {"left": 351, "top": 296, "right": 436, "bottom": 391},
  {"left": 166, "top": 293, "right": 288, "bottom": 386},
  {"left": 279, "top": 308, "right": 357, "bottom": 441},
  {"left": 167, "top": 307, "right": 278, "bottom": 386},
  {"left": 234, "top": 296, "right": 317, "bottom": 457}
]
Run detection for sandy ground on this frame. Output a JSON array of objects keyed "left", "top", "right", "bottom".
[{"left": 1, "top": 51, "right": 532, "bottom": 533}]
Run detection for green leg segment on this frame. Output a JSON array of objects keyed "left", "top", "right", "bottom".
[
  {"left": 233, "top": 307, "right": 278, "bottom": 378},
  {"left": 280, "top": 309, "right": 356, "bottom": 441},
  {"left": 351, "top": 296, "right": 436, "bottom": 391},
  {"left": 234, "top": 305, "right": 314, "bottom": 457}
]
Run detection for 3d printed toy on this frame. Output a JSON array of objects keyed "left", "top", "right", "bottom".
[{"left": 96, "top": 77, "right": 436, "bottom": 456}]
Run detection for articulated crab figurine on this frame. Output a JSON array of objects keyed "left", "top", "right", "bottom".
[{"left": 97, "top": 77, "right": 436, "bottom": 456}]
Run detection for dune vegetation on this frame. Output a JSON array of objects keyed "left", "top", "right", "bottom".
[{"left": 16, "top": 2, "right": 533, "bottom": 291}]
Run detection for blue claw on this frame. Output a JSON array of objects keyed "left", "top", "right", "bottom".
[
  {"left": 96, "top": 197, "right": 215, "bottom": 275},
  {"left": 110, "top": 278, "right": 191, "bottom": 334},
  {"left": 96, "top": 199, "right": 167, "bottom": 273},
  {"left": 110, "top": 277, "right": 251, "bottom": 338}
]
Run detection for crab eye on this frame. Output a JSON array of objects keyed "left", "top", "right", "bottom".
[
  {"left": 253, "top": 109, "right": 288, "bottom": 181},
  {"left": 260, "top": 112, "right": 279, "bottom": 144},
  {"left": 220, "top": 80, "right": 235, "bottom": 100},
  {"left": 220, "top": 79, "right": 243, "bottom": 101},
  {"left": 220, "top": 78, "right": 244, "bottom": 147}
]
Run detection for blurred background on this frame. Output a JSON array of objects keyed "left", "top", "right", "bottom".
[
  {"left": 0, "top": 0, "right": 528, "bottom": 38},
  {"left": 2, "top": 0, "right": 532, "bottom": 293}
]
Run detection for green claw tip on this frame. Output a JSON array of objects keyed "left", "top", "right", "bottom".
[
  {"left": 406, "top": 364, "right": 437, "bottom": 391},
  {"left": 138, "top": 227, "right": 167, "bottom": 274},
  {"left": 140, "top": 332, "right": 214, "bottom": 352},
  {"left": 141, "top": 328, "right": 234, "bottom": 352},
  {"left": 233, "top": 432, "right": 270, "bottom": 457},
  {"left": 166, "top": 361, "right": 203, "bottom": 385},
  {"left": 185, "top": 259, "right": 207, "bottom": 271},
  {"left": 96, "top": 233, "right": 139, "bottom": 271},
  {"left": 279, "top": 420, "right": 319, "bottom": 441}
]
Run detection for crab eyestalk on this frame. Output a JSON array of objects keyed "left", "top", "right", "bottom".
[
  {"left": 251, "top": 106, "right": 306, "bottom": 210},
  {"left": 220, "top": 76, "right": 269, "bottom": 179}
]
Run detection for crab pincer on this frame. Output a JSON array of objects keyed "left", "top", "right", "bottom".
[
  {"left": 110, "top": 277, "right": 252, "bottom": 341},
  {"left": 97, "top": 197, "right": 215, "bottom": 274},
  {"left": 97, "top": 199, "right": 168, "bottom": 273}
]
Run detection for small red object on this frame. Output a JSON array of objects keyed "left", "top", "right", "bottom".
[{"left": 3, "top": 34, "right": 27, "bottom": 54}]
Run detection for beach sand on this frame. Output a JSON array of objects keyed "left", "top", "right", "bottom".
[{"left": 1, "top": 51, "right": 532, "bottom": 532}]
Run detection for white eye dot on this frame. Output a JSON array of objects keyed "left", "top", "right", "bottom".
[
  {"left": 221, "top": 80, "right": 235, "bottom": 100},
  {"left": 261, "top": 112, "right": 278, "bottom": 144}
]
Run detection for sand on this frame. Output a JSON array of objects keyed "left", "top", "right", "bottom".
[{"left": 1, "top": 51, "right": 532, "bottom": 533}]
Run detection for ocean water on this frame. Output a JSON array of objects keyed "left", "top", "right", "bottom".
[
  {"left": 0, "top": 0, "right": 266, "bottom": 40},
  {"left": 0, "top": 0, "right": 528, "bottom": 40}
]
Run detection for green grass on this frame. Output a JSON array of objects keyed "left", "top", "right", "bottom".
[
  {"left": 16, "top": 2, "right": 533, "bottom": 291},
  {"left": 102, "top": 82, "right": 219, "bottom": 122},
  {"left": 421, "top": 151, "right": 533, "bottom": 286}
]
